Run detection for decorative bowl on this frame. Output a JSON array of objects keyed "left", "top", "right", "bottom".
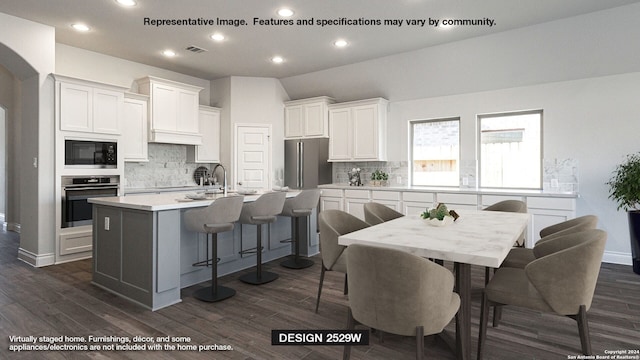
[{"left": 424, "top": 215, "right": 455, "bottom": 227}]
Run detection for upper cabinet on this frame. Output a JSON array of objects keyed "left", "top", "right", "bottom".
[
  {"left": 55, "top": 75, "right": 126, "bottom": 135},
  {"left": 328, "top": 98, "right": 388, "bottom": 162},
  {"left": 136, "top": 76, "right": 203, "bottom": 145},
  {"left": 187, "top": 105, "right": 221, "bottom": 163},
  {"left": 123, "top": 93, "right": 149, "bottom": 162},
  {"left": 284, "top": 96, "right": 335, "bottom": 139}
]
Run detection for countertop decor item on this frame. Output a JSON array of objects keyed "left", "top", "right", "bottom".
[
  {"left": 420, "top": 203, "right": 459, "bottom": 226},
  {"left": 370, "top": 169, "right": 389, "bottom": 186},
  {"left": 348, "top": 168, "right": 362, "bottom": 186},
  {"left": 606, "top": 152, "right": 640, "bottom": 274}
]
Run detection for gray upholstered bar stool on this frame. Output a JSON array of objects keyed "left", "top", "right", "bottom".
[
  {"left": 238, "top": 191, "right": 286, "bottom": 285},
  {"left": 183, "top": 195, "right": 244, "bottom": 302},
  {"left": 279, "top": 189, "right": 321, "bottom": 269}
]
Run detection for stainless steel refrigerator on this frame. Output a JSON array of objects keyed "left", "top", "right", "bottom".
[{"left": 284, "top": 138, "right": 332, "bottom": 189}]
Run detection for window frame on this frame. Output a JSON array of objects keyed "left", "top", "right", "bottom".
[
  {"left": 408, "top": 117, "right": 461, "bottom": 187},
  {"left": 477, "top": 109, "right": 544, "bottom": 190}
]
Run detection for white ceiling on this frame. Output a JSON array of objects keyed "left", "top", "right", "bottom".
[{"left": 1, "top": 0, "right": 639, "bottom": 80}]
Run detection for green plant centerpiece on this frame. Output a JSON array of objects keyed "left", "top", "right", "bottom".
[
  {"left": 420, "top": 203, "right": 459, "bottom": 226},
  {"left": 606, "top": 152, "right": 640, "bottom": 274}
]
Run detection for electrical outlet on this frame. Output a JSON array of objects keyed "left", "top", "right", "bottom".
[
  {"left": 462, "top": 177, "right": 469, "bottom": 186},
  {"left": 551, "top": 179, "right": 559, "bottom": 188},
  {"left": 396, "top": 176, "right": 402, "bottom": 184},
  {"left": 104, "top": 217, "right": 110, "bottom": 231}
]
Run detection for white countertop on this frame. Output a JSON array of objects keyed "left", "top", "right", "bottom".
[
  {"left": 89, "top": 190, "right": 300, "bottom": 211},
  {"left": 319, "top": 183, "right": 578, "bottom": 198}
]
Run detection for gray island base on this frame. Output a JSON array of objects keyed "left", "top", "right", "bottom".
[{"left": 89, "top": 191, "right": 318, "bottom": 310}]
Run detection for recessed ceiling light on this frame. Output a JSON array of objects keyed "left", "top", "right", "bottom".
[
  {"left": 211, "top": 33, "right": 225, "bottom": 42},
  {"left": 333, "top": 39, "right": 349, "bottom": 48},
  {"left": 116, "top": 0, "right": 136, "bottom": 6},
  {"left": 71, "top": 23, "right": 90, "bottom": 32},
  {"left": 277, "top": 8, "right": 294, "bottom": 17},
  {"left": 162, "top": 49, "right": 176, "bottom": 57},
  {"left": 271, "top": 56, "right": 284, "bottom": 64}
]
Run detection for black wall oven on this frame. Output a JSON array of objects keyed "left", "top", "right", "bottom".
[
  {"left": 61, "top": 176, "right": 119, "bottom": 228},
  {"left": 65, "top": 140, "right": 117, "bottom": 168}
]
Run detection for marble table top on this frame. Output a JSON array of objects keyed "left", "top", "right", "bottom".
[{"left": 338, "top": 210, "right": 530, "bottom": 268}]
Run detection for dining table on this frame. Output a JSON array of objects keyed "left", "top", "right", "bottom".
[{"left": 338, "top": 209, "right": 530, "bottom": 360}]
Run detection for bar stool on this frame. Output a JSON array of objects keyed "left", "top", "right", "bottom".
[
  {"left": 183, "top": 195, "right": 244, "bottom": 302},
  {"left": 238, "top": 191, "right": 286, "bottom": 285},
  {"left": 279, "top": 189, "right": 321, "bottom": 269}
]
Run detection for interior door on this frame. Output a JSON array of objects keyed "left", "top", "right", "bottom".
[{"left": 236, "top": 125, "right": 271, "bottom": 190}]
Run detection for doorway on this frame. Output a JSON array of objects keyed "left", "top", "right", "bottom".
[{"left": 234, "top": 124, "right": 272, "bottom": 190}]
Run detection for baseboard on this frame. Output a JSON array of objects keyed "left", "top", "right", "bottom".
[
  {"left": 6, "top": 222, "right": 20, "bottom": 233},
  {"left": 18, "top": 248, "right": 55, "bottom": 267},
  {"left": 602, "top": 251, "right": 632, "bottom": 266}
]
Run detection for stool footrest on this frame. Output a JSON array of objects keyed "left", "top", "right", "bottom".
[
  {"left": 279, "top": 239, "right": 293, "bottom": 244},
  {"left": 192, "top": 257, "right": 221, "bottom": 267},
  {"left": 239, "top": 246, "right": 263, "bottom": 255}
]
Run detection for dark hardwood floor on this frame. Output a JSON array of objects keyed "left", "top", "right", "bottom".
[{"left": 0, "top": 227, "right": 638, "bottom": 359}]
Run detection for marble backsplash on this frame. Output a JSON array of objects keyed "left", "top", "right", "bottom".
[
  {"left": 333, "top": 158, "right": 578, "bottom": 192},
  {"left": 124, "top": 143, "right": 211, "bottom": 189}
]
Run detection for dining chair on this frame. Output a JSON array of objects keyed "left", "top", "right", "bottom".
[
  {"left": 477, "top": 229, "right": 607, "bottom": 359},
  {"left": 343, "top": 244, "right": 460, "bottom": 360},
  {"left": 316, "top": 210, "right": 369, "bottom": 313},
  {"left": 483, "top": 200, "right": 528, "bottom": 247},
  {"left": 363, "top": 201, "right": 404, "bottom": 225}
]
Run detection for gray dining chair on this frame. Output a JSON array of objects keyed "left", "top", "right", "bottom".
[
  {"left": 478, "top": 229, "right": 606, "bottom": 359},
  {"left": 343, "top": 244, "right": 460, "bottom": 360},
  {"left": 363, "top": 201, "right": 404, "bottom": 225},
  {"left": 316, "top": 210, "right": 369, "bottom": 313},
  {"left": 483, "top": 200, "right": 528, "bottom": 247}
]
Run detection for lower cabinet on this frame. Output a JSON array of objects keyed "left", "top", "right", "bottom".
[
  {"left": 527, "top": 197, "right": 576, "bottom": 246},
  {"left": 320, "top": 189, "right": 344, "bottom": 211},
  {"left": 402, "top": 192, "right": 435, "bottom": 216},
  {"left": 344, "top": 189, "right": 370, "bottom": 221}
]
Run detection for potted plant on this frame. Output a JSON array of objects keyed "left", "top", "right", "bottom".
[
  {"left": 371, "top": 170, "right": 389, "bottom": 186},
  {"left": 607, "top": 152, "right": 640, "bottom": 274}
]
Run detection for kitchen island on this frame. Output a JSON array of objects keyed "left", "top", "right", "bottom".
[{"left": 88, "top": 190, "right": 316, "bottom": 310}]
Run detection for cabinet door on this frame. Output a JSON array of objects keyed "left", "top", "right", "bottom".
[
  {"left": 93, "top": 88, "right": 123, "bottom": 134},
  {"left": 60, "top": 82, "right": 92, "bottom": 132},
  {"left": 195, "top": 108, "right": 220, "bottom": 162},
  {"left": 123, "top": 97, "right": 148, "bottom": 162},
  {"left": 320, "top": 197, "right": 343, "bottom": 212},
  {"left": 304, "top": 102, "right": 326, "bottom": 137},
  {"left": 352, "top": 104, "right": 379, "bottom": 159},
  {"left": 328, "top": 108, "right": 352, "bottom": 160},
  {"left": 345, "top": 198, "right": 368, "bottom": 221},
  {"left": 285, "top": 105, "right": 304, "bottom": 138},
  {"left": 529, "top": 209, "right": 573, "bottom": 245},
  {"left": 177, "top": 89, "right": 199, "bottom": 134},
  {"left": 151, "top": 83, "right": 177, "bottom": 131}
]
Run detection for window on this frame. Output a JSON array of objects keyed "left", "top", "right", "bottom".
[
  {"left": 478, "top": 110, "right": 542, "bottom": 189},
  {"left": 410, "top": 118, "right": 460, "bottom": 186}
]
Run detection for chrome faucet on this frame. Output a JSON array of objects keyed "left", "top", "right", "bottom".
[{"left": 212, "top": 163, "right": 228, "bottom": 196}]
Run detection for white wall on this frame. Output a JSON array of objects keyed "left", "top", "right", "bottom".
[
  {"left": 212, "top": 76, "right": 289, "bottom": 188},
  {"left": 0, "top": 12, "right": 56, "bottom": 266}
]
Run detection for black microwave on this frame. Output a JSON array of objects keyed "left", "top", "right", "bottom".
[{"left": 65, "top": 140, "right": 117, "bottom": 168}]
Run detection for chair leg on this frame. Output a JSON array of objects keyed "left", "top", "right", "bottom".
[
  {"left": 415, "top": 326, "right": 424, "bottom": 360},
  {"left": 492, "top": 305, "right": 502, "bottom": 327},
  {"left": 344, "top": 273, "right": 348, "bottom": 295},
  {"left": 477, "top": 292, "right": 490, "bottom": 360},
  {"left": 576, "top": 305, "right": 592, "bottom": 355},
  {"left": 343, "top": 308, "right": 355, "bottom": 360},
  {"left": 315, "top": 266, "right": 326, "bottom": 313}
]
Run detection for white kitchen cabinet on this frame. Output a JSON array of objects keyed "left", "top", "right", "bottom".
[
  {"left": 344, "top": 189, "right": 370, "bottom": 220},
  {"left": 123, "top": 93, "right": 148, "bottom": 162},
  {"left": 56, "top": 75, "right": 125, "bottom": 135},
  {"left": 320, "top": 189, "right": 344, "bottom": 212},
  {"left": 284, "top": 96, "right": 335, "bottom": 139},
  {"left": 136, "top": 76, "right": 203, "bottom": 145},
  {"left": 436, "top": 193, "right": 479, "bottom": 211},
  {"left": 187, "top": 106, "right": 221, "bottom": 163},
  {"left": 526, "top": 197, "right": 576, "bottom": 247},
  {"left": 402, "top": 192, "right": 435, "bottom": 216},
  {"left": 328, "top": 98, "right": 388, "bottom": 162},
  {"left": 371, "top": 190, "right": 401, "bottom": 211}
]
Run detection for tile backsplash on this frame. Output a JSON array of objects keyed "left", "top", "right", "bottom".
[
  {"left": 124, "top": 143, "right": 212, "bottom": 189},
  {"left": 332, "top": 161, "right": 409, "bottom": 186}
]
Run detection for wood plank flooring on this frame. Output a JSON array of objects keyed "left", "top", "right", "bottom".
[{"left": 0, "top": 228, "right": 638, "bottom": 359}]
